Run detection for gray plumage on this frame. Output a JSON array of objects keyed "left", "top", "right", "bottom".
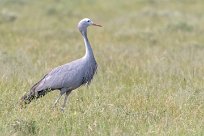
[{"left": 21, "top": 18, "right": 102, "bottom": 110}]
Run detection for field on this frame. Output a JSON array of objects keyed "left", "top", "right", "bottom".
[{"left": 0, "top": 0, "right": 204, "bottom": 135}]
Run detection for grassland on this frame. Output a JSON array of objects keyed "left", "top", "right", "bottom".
[{"left": 0, "top": 0, "right": 204, "bottom": 135}]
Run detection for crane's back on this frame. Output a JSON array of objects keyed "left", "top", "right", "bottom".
[{"left": 34, "top": 56, "right": 97, "bottom": 92}]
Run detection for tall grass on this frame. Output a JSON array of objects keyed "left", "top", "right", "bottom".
[{"left": 0, "top": 0, "right": 204, "bottom": 135}]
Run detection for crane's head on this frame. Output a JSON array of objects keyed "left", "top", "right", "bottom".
[{"left": 78, "top": 18, "right": 102, "bottom": 33}]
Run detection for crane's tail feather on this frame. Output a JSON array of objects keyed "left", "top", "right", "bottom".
[
  {"left": 20, "top": 74, "right": 49, "bottom": 107},
  {"left": 20, "top": 89, "right": 51, "bottom": 107},
  {"left": 20, "top": 91, "right": 35, "bottom": 105}
]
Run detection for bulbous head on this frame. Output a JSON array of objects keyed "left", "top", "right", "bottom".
[{"left": 78, "top": 18, "right": 102, "bottom": 33}]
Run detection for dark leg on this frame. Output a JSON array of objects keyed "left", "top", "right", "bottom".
[
  {"left": 61, "top": 91, "right": 71, "bottom": 112},
  {"left": 52, "top": 88, "right": 67, "bottom": 108},
  {"left": 53, "top": 93, "right": 63, "bottom": 108}
]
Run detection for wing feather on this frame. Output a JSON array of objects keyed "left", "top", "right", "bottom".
[{"left": 33, "top": 59, "right": 83, "bottom": 92}]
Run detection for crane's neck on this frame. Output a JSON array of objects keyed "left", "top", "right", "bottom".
[{"left": 81, "top": 30, "right": 95, "bottom": 59}]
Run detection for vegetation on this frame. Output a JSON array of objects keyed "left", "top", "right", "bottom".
[{"left": 0, "top": 0, "right": 203, "bottom": 135}]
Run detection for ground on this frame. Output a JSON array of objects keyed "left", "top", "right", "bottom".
[{"left": 0, "top": 0, "right": 203, "bottom": 135}]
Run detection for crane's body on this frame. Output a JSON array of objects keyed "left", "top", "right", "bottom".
[{"left": 21, "top": 18, "right": 101, "bottom": 111}]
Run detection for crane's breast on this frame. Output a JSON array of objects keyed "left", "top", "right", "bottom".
[{"left": 82, "top": 61, "right": 97, "bottom": 85}]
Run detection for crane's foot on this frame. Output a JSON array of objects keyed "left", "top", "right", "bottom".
[{"left": 60, "top": 107, "right": 65, "bottom": 112}]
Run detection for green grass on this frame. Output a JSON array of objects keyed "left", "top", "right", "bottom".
[{"left": 0, "top": 0, "right": 204, "bottom": 135}]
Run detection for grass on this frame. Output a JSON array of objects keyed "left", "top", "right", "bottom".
[{"left": 0, "top": 0, "right": 204, "bottom": 135}]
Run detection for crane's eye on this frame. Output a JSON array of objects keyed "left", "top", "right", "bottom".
[{"left": 87, "top": 20, "right": 90, "bottom": 22}]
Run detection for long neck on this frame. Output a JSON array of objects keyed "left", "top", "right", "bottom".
[{"left": 81, "top": 30, "right": 95, "bottom": 59}]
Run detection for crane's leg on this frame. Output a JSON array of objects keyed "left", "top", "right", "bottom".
[
  {"left": 52, "top": 93, "right": 62, "bottom": 108},
  {"left": 61, "top": 91, "right": 71, "bottom": 112},
  {"left": 52, "top": 89, "right": 67, "bottom": 108}
]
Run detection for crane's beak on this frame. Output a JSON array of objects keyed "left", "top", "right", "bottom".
[{"left": 92, "top": 23, "right": 102, "bottom": 27}]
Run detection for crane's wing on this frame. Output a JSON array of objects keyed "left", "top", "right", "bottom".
[{"left": 31, "top": 59, "right": 84, "bottom": 92}]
